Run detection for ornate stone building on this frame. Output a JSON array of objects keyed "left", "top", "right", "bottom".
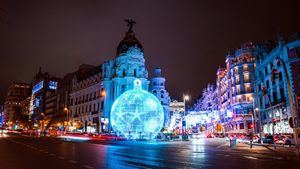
[
  {"left": 194, "top": 84, "right": 218, "bottom": 112},
  {"left": 254, "top": 33, "right": 300, "bottom": 134},
  {"left": 101, "top": 20, "right": 170, "bottom": 131},
  {"left": 217, "top": 42, "right": 256, "bottom": 134},
  {"left": 69, "top": 65, "right": 104, "bottom": 133},
  {"left": 149, "top": 68, "right": 171, "bottom": 127}
]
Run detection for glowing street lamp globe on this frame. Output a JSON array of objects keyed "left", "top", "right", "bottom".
[{"left": 110, "top": 79, "right": 164, "bottom": 140}]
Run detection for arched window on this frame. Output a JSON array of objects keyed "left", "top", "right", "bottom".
[{"left": 153, "top": 90, "right": 157, "bottom": 94}]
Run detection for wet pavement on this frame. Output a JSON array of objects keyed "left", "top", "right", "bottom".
[{"left": 0, "top": 134, "right": 300, "bottom": 169}]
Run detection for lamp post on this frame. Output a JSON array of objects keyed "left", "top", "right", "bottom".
[
  {"left": 41, "top": 113, "right": 45, "bottom": 136},
  {"left": 100, "top": 90, "right": 106, "bottom": 133},
  {"left": 182, "top": 95, "right": 189, "bottom": 140},
  {"left": 254, "top": 83, "right": 264, "bottom": 144},
  {"left": 64, "top": 107, "right": 69, "bottom": 131},
  {"left": 275, "top": 57, "right": 299, "bottom": 155}
]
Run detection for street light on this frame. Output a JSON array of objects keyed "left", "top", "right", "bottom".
[
  {"left": 275, "top": 58, "right": 299, "bottom": 155},
  {"left": 64, "top": 107, "right": 70, "bottom": 131},
  {"left": 182, "top": 95, "right": 189, "bottom": 140}
]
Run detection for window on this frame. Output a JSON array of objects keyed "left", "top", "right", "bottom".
[
  {"left": 134, "top": 69, "right": 137, "bottom": 76},
  {"left": 239, "top": 123, "right": 244, "bottom": 129},
  {"left": 265, "top": 67, "right": 268, "bottom": 75},
  {"left": 123, "top": 69, "right": 125, "bottom": 77},
  {"left": 245, "top": 84, "right": 251, "bottom": 92},
  {"left": 243, "top": 65, "right": 248, "bottom": 71},
  {"left": 244, "top": 74, "right": 249, "bottom": 83},
  {"left": 270, "top": 63, "right": 273, "bottom": 70},
  {"left": 101, "top": 101, "right": 104, "bottom": 110},
  {"left": 280, "top": 88, "right": 285, "bottom": 101},
  {"left": 279, "top": 72, "right": 282, "bottom": 81},
  {"left": 234, "top": 67, "right": 238, "bottom": 73},
  {"left": 273, "top": 92, "right": 278, "bottom": 103}
]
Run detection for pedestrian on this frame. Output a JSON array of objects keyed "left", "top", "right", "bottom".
[{"left": 249, "top": 133, "right": 253, "bottom": 149}]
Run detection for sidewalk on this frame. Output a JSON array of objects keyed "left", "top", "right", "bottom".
[{"left": 232, "top": 141, "right": 300, "bottom": 161}]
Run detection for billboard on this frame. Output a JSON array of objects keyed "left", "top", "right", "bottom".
[{"left": 32, "top": 81, "right": 44, "bottom": 94}]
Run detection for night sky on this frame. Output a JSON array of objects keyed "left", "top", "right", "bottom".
[{"left": 1, "top": 0, "right": 300, "bottom": 104}]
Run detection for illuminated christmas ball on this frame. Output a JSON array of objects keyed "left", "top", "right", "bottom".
[{"left": 111, "top": 79, "right": 164, "bottom": 140}]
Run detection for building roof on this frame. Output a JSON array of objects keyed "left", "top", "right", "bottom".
[{"left": 116, "top": 30, "right": 143, "bottom": 57}]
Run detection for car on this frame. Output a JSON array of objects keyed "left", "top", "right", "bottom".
[
  {"left": 284, "top": 134, "right": 300, "bottom": 146},
  {"left": 0, "top": 127, "right": 8, "bottom": 134},
  {"left": 258, "top": 135, "right": 274, "bottom": 144},
  {"left": 274, "top": 135, "right": 287, "bottom": 144},
  {"left": 206, "top": 133, "right": 215, "bottom": 138}
]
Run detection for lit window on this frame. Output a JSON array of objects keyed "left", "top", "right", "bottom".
[{"left": 243, "top": 64, "right": 248, "bottom": 71}]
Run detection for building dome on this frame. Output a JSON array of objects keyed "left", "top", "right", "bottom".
[
  {"left": 110, "top": 79, "right": 164, "bottom": 140},
  {"left": 116, "top": 31, "right": 143, "bottom": 56}
]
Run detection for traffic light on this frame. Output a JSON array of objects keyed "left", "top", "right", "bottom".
[
  {"left": 271, "top": 69, "right": 279, "bottom": 82},
  {"left": 248, "top": 123, "right": 254, "bottom": 129},
  {"left": 262, "top": 87, "right": 267, "bottom": 96}
]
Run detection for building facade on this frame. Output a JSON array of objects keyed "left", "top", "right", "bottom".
[
  {"left": 30, "top": 67, "right": 60, "bottom": 129},
  {"left": 194, "top": 84, "right": 218, "bottom": 112},
  {"left": 0, "top": 104, "right": 4, "bottom": 127},
  {"left": 101, "top": 22, "right": 170, "bottom": 132},
  {"left": 149, "top": 68, "right": 171, "bottom": 128},
  {"left": 217, "top": 42, "right": 256, "bottom": 134},
  {"left": 254, "top": 34, "right": 300, "bottom": 134},
  {"left": 69, "top": 65, "right": 104, "bottom": 133},
  {"left": 4, "top": 82, "right": 31, "bottom": 127}
]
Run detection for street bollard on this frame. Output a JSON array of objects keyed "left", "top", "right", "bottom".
[{"left": 250, "top": 140, "right": 253, "bottom": 149}]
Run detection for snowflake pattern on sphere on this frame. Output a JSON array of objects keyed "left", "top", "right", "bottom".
[{"left": 111, "top": 79, "right": 164, "bottom": 140}]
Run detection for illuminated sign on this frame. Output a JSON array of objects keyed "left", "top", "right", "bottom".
[
  {"left": 49, "top": 81, "right": 58, "bottom": 90},
  {"left": 34, "top": 97, "right": 40, "bottom": 108},
  {"left": 32, "top": 81, "right": 44, "bottom": 94}
]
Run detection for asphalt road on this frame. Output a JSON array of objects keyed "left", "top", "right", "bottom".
[{"left": 0, "top": 134, "right": 299, "bottom": 169}]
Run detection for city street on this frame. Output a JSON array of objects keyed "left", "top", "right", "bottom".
[{"left": 1, "top": 134, "right": 300, "bottom": 169}]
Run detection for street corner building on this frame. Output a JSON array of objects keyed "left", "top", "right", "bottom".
[{"left": 254, "top": 33, "right": 300, "bottom": 135}]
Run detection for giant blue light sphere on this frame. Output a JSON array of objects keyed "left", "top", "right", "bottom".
[{"left": 110, "top": 79, "right": 164, "bottom": 140}]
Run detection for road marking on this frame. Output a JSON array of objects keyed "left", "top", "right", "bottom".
[
  {"left": 224, "top": 154, "right": 230, "bottom": 157},
  {"left": 83, "top": 165, "right": 94, "bottom": 169},
  {"left": 68, "top": 160, "right": 77, "bottom": 164},
  {"left": 50, "top": 153, "right": 55, "bottom": 156},
  {"left": 243, "top": 156, "right": 258, "bottom": 160},
  {"left": 216, "top": 143, "right": 227, "bottom": 148}
]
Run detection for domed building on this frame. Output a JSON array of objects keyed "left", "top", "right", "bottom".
[{"left": 101, "top": 20, "right": 170, "bottom": 132}]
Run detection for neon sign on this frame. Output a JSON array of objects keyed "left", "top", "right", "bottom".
[
  {"left": 49, "top": 81, "right": 58, "bottom": 90},
  {"left": 32, "top": 81, "right": 44, "bottom": 94}
]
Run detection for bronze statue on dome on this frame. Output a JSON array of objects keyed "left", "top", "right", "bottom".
[{"left": 124, "top": 19, "right": 136, "bottom": 32}]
